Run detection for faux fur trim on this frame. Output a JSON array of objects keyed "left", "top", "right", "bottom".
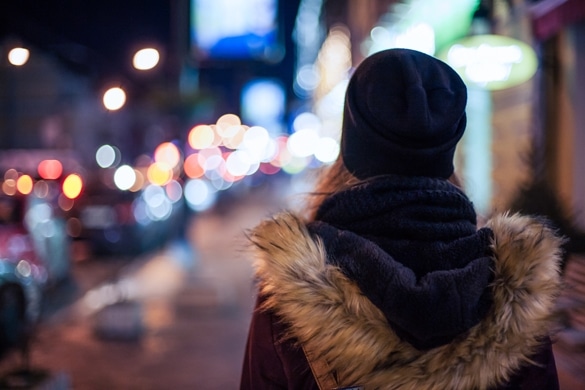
[{"left": 250, "top": 212, "right": 563, "bottom": 390}]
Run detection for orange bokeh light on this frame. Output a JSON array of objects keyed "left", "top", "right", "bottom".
[
  {"left": 147, "top": 162, "right": 173, "bottom": 186},
  {"left": 16, "top": 175, "right": 34, "bottom": 195},
  {"left": 62, "top": 174, "right": 83, "bottom": 199},
  {"left": 188, "top": 124, "right": 216, "bottom": 150},
  {"left": 154, "top": 142, "right": 181, "bottom": 168},
  {"left": 2, "top": 180, "right": 17, "bottom": 196},
  {"left": 183, "top": 154, "right": 205, "bottom": 179}
]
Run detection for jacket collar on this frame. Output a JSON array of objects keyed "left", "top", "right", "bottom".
[{"left": 250, "top": 212, "right": 563, "bottom": 389}]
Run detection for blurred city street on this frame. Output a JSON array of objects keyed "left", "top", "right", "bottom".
[
  {"left": 0, "top": 180, "right": 296, "bottom": 390},
  {"left": 1, "top": 1, "right": 585, "bottom": 389}
]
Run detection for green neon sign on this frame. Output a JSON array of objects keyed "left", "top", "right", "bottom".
[{"left": 438, "top": 35, "right": 538, "bottom": 91}]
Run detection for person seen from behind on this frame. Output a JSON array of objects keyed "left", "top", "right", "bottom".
[{"left": 240, "top": 48, "right": 563, "bottom": 390}]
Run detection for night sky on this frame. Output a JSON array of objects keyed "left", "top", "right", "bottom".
[{"left": 0, "top": 0, "right": 174, "bottom": 80}]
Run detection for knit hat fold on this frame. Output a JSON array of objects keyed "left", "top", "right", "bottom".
[{"left": 341, "top": 48, "right": 467, "bottom": 179}]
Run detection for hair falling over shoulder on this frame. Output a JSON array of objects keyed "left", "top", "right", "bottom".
[
  {"left": 302, "top": 157, "right": 465, "bottom": 222},
  {"left": 304, "top": 157, "right": 360, "bottom": 221}
]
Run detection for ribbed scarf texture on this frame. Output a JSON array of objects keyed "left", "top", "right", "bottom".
[{"left": 307, "top": 175, "right": 495, "bottom": 350}]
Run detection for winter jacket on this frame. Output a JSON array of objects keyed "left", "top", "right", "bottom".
[{"left": 240, "top": 177, "right": 563, "bottom": 390}]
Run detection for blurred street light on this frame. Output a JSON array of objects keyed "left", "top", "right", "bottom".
[
  {"left": 132, "top": 48, "right": 160, "bottom": 71},
  {"left": 62, "top": 174, "right": 83, "bottom": 199},
  {"left": 96, "top": 144, "right": 120, "bottom": 168},
  {"left": 7, "top": 47, "right": 29, "bottom": 66},
  {"left": 103, "top": 87, "right": 126, "bottom": 110},
  {"left": 16, "top": 174, "right": 33, "bottom": 194},
  {"left": 37, "top": 159, "right": 63, "bottom": 180}
]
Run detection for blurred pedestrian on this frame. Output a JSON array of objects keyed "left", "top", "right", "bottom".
[{"left": 240, "top": 48, "right": 563, "bottom": 389}]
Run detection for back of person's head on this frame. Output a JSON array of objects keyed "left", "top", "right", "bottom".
[
  {"left": 341, "top": 48, "right": 467, "bottom": 180},
  {"left": 307, "top": 48, "right": 467, "bottom": 219}
]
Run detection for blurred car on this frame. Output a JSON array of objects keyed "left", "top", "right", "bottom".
[
  {"left": 71, "top": 185, "right": 141, "bottom": 257},
  {"left": 66, "top": 179, "right": 186, "bottom": 258},
  {"left": 0, "top": 193, "right": 70, "bottom": 357}
]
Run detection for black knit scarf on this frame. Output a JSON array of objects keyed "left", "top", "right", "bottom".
[{"left": 307, "top": 175, "right": 494, "bottom": 350}]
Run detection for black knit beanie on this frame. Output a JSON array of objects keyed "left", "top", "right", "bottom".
[{"left": 341, "top": 48, "right": 467, "bottom": 179}]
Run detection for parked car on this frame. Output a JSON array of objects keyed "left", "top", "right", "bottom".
[
  {"left": 0, "top": 193, "right": 70, "bottom": 357},
  {"left": 66, "top": 178, "right": 186, "bottom": 258}
]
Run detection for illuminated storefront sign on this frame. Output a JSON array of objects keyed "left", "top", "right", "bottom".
[{"left": 439, "top": 35, "right": 538, "bottom": 90}]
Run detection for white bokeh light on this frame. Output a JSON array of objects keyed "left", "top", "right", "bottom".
[
  {"left": 287, "top": 128, "right": 320, "bottom": 158},
  {"left": 103, "top": 87, "right": 126, "bottom": 111},
  {"left": 226, "top": 150, "right": 253, "bottom": 177},
  {"left": 113, "top": 165, "right": 136, "bottom": 191},
  {"left": 133, "top": 48, "right": 160, "bottom": 70},
  {"left": 184, "top": 179, "right": 216, "bottom": 212},
  {"left": 8, "top": 47, "right": 30, "bottom": 66},
  {"left": 142, "top": 185, "right": 172, "bottom": 221},
  {"left": 314, "top": 137, "right": 340, "bottom": 163},
  {"left": 96, "top": 144, "right": 118, "bottom": 168},
  {"left": 292, "top": 112, "right": 321, "bottom": 133},
  {"left": 241, "top": 126, "right": 270, "bottom": 161}
]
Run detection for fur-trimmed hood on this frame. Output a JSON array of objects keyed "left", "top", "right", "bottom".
[{"left": 250, "top": 212, "right": 563, "bottom": 390}]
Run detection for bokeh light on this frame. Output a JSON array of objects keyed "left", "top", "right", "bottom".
[
  {"left": 287, "top": 128, "right": 320, "bottom": 158},
  {"left": 96, "top": 144, "right": 120, "bottom": 168},
  {"left": 8, "top": 47, "right": 30, "bottom": 66},
  {"left": 141, "top": 185, "right": 172, "bottom": 221},
  {"left": 184, "top": 179, "right": 216, "bottom": 212},
  {"left": 100, "top": 110, "right": 348, "bottom": 215},
  {"left": 147, "top": 162, "right": 173, "bottom": 186},
  {"left": 4, "top": 169, "right": 18, "bottom": 181},
  {"left": 154, "top": 142, "right": 181, "bottom": 169},
  {"left": 132, "top": 48, "right": 160, "bottom": 70},
  {"left": 240, "top": 126, "right": 270, "bottom": 161},
  {"left": 222, "top": 125, "right": 245, "bottom": 150},
  {"left": 129, "top": 169, "right": 145, "bottom": 192},
  {"left": 62, "top": 174, "right": 83, "bottom": 199},
  {"left": 165, "top": 180, "right": 183, "bottom": 203},
  {"left": 259, "top": 162, "right": 280, "bottom": 175},
  {"left": 225, "top": 150, "right": 253, "bottom": 177},
  {"left": 58, "top": 194, "right": 75, "bottom": 212},
  {"left": 188, "top": 125, "right": 215, "bottom": 149},
  {"left": 33, "top": 181, "right": 49, "bottom": 198},
  {"left": 295, "top": 64, "right": 320, "bottom": 94},
  {"left": 198, "top": 147, "right": 223, "bottom": 171},
  {"left": 114, "top": 165, "right": 137, "bottom": 191},
  {"left": 314, "top": 137, "right": 340, "bottom": 163},
  {"left": 3, "top": 179, "right": 17, "bottom": 196},
  {"left": 183, "top": 154, "right": 205, "bottom": 179},
  {"left": 103, "top": 87, "right": 126, "bottom": 111},
  {"left": 16, "top": 175, "right": 33, "bottom": 195},
  {"left": 292, "top": 112, "right": 321, "bottom": 133},
  {"left": 282, "top": 155, "right": 311, "bottom": 175},
  {"left": 16, "top": 260, "right": 32, "bottom": 278},
  {"left": 37, "top": 159, "right": 63, "bottom": 180},
  {"left": 216, "top": 113, "right": 241, "bottom": 132},
  {"left": 241, "top": 79, "right": 285, "bottom": 127},
  {"left": 271, "top": 136, "right": 292, "bottom": 168}
]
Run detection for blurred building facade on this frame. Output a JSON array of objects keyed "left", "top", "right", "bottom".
[{"left": 530, "top": 0, "right": 585, "bottom": 230}]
